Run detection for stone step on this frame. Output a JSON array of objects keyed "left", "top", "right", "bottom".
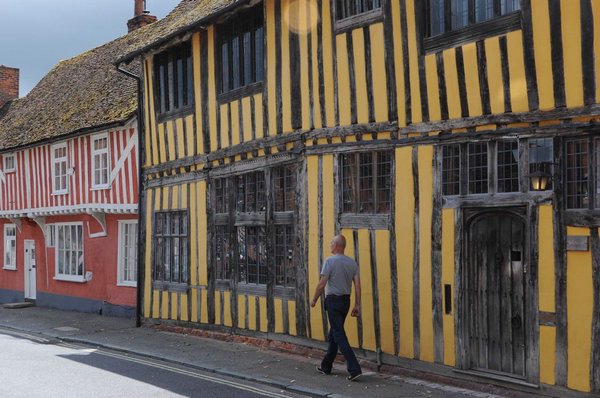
[{"left": 3, "top": 302, "right": 35, "bottom": 309}]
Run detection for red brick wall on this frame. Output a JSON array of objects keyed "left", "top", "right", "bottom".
[{"left": 0, "top": 66, "right": 19, "bottom": 108}]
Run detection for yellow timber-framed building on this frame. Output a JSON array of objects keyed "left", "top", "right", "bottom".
[{"left": 118, "top": 0, "right": 600, "bottom": 394}]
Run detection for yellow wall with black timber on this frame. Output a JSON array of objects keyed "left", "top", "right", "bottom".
[{"left": 138, "top": 0, "right": 600, "bottom": 394}]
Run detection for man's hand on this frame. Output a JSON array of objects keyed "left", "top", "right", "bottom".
[
  {"left": 351, "top": 304, "right": 360, "bottom": 317},
  {"left": 310, "top": 298, "right": 317, "bottom": 307}
]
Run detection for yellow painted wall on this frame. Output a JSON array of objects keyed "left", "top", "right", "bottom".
[
  {"left": 307, "top": 155, "right": 324, "bottom": 340},
  {"left": 358, "top": 229, "right": 376, "bottom": 352},
  {"left": 506, "top": 30, "right": 529, "bottom": 113},
  {"left": 566, "top": 227, "right": 593, "bottom": 392},
  {"left": 531, "top": 0, "right": 555, "bottom": 110},
  {"left": 462, "top": 42, "right": 483, "bottom": 117},
  {"left": 341, "top": 228, "right": 359, "bottom": 348},
  {"left": 540, "top": 325, "right": 556, "bottom": 385},
  {"left": 376, "top": 230, "right": 394, "bottom": 355},
  {"left": 539, "top": 205, "right": 555, "bottom": 312},
  {"left": 485, "top": 37, "right": 505, "bottom": 114},
  {"left": 418, "top": 146, "right": 434, "bottom": 362},
  {"left": 396, "top": 147, "right": 414, "bottom": 358},
  {"left": 441, "top": 208, "right": 455, "bottom": 366},
  {"left": 561, "top": 0, "right": 584, "bottom": 108},
  {"left": 390, "top": 0, "right": 406, "bottom": 126}
]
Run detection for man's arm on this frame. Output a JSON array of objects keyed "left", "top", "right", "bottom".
[
  {"left": 310, "top": 275, "right": 328, "bottom": 307},
  {"left": 351, "top": 273, "right": 361, "bottom": 317}
]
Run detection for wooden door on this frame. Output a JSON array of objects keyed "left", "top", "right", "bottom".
[
  {"left": 24, "top": 240, "right": 36, "bottom": 300},
  {"left": 467, "top": 212, "right": 526, "bottom": 377}
]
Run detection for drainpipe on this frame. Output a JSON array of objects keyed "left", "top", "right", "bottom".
[{"left": 117, "top": 63, "right": 145, "bottom": 328}]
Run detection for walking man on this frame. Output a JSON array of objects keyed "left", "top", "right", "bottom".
[{"left": 310, "top": 235, "right": 362, "bottom": 381}]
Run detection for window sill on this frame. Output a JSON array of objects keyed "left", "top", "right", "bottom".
[
  {"left": 424, "top": 11, "right": 522, "bottom": 53},
  {"left": 152, "top": 281, "right": 188, "bottom": 292},
  {"left": 237, "top": 283, "right": 267, "bottom": 297},
  {"left": 334, "top": 9, "right": 383, "bottom": 34},
  {"left": 2, "top": 266, "right": 16, "bottom": 271},
  {"left": 54, "top": 276, "right": 85, "bottom": 283},
  {"left": 52, "top": 191, "right": 69, "bottom": 196},
  {"left": 156, "top": 106, "right": 194, "bottom": 124},
  {"left": 91, "top": 185, "right": 111, "bottom": 191},
  {"left": 4, "top": 170, "right": 15, "bottom": 174},
  {"left": 339, "top": 213, "right": 390, "bottom": 229},
  {"left": 117, "top": 281, "right": 137, "bottom": 288},
  {"left": 218, "top": 82, "right": 263, "bottom": 104}
]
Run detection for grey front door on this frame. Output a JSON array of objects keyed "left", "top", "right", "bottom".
[{"left": 467, "top": 211, "right": 526, "bottom": 377}]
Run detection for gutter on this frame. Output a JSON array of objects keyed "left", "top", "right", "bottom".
[
  {"left": 116, "top": 64, "right": 145, "bottom": 329},
  {"left": 115, "top": 0, "right": 254, "bottom": 65}
]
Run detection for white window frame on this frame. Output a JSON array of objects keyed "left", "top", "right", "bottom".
[
  {"left": 117, "top": 220, "right": 138, "bottom": 287},
  {"left": 51, "top": 143, "right": 69, "bottom": 194},
  {"left": 3, "top": 153, "right": 15, "bottom": 173},
  {"left": 54, "top": 223, "right": 84, "bottom": 282},
  {"left": 91, "top": 133, "right": 110, "bottom": 189},
  {"left": 3, "top": 224, "right": 16, "bottom": 270}
]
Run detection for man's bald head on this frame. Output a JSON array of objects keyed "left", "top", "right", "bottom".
[{"left": 330, "top": 235, "right": 346, "bottom": 254}]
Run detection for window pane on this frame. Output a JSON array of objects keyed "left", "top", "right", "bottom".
[
  {"left": 566, "top": 140, "right": 589, "bottom": 209},
  {"left": 167, "top": 59, "right": 175, "bottom": 111},
  {"left": 468, "top": 142, "right": 488, "bottom": 194},
  {"left": 429, "top": 0, "right": 445, "bottom": 36},
  {"left": 376, "top": 151, "right": 392, "bottom": 213},
  {"left": 243, "top": 31, "right": 253, "bottom": 86},
  {"left": 152, "top": 211, "right": 189, "bottom": 283},
  {"left": 177, "top": 55, "right": 184, "bottom": 109},
  {"left": 255, "top": 27, "right": 264, "bottom": 82},
  {"left": 186, "top": 52, "right": 194, "bottom": 106},
  {"left": 221, "top": 42, "right": 230, "bottom": 93},
  {"left": 342, "top": 154, "right": 357, "bottom": 213},
  {"left": 442, "top": 145, "right": 461, "bottom": 195},
  {"left": 501, "top": 0, "right": 520, "bottom": 14},
  {"left": 158, "top": 63, "right": 166, "bottom": 113},
  {"left": 359, "top": 152, "right": 374, "bottom": 213},
  {"left": 529, "top": 138, "right": 553, "bottom": 191},
  {"left": 232, "top": 36, "right": 240, "bottom": 89},
  {"left": 451, "top": 0, "right": 469, "bottom": 29},
  {"left": 475, "top": 0, "right": 494, "bottom": 22},
  {"left": 497, "top": 140, "right": 519, "bottom": 193},
  {"left": 237, "top": 226, "right": 247, "bottom": 283}
]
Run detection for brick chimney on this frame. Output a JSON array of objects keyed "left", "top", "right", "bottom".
[
  {"left": 0, "top": 66, "right": 19, "bottom": 109},
  {"left": 127, "top": 0, "right": 157, "bottom": 33}
]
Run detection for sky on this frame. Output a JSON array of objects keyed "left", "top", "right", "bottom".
[{"left": 0, "top": 0, "right": 181, "bottom": 96}]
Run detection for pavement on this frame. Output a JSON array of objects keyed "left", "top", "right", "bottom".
[{"left": 0, "top": 306, "right": 539, "bottom": 398}]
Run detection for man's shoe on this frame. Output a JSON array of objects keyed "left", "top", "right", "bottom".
[
  {"left": 347, "top": 372, "right": 362, "bottom": 381},
  {"left": 316, "top": 366, "right": 331, "bottom": 375}
]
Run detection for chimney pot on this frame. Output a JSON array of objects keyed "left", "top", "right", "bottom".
[
  {"left": 128, "top": 0, "right": 156, "bottom": 32},
  {"left": 0, "top": 66, "right": 19, "bottom": 109},
  {"left": 134, "top": 0, "right": 144, "bottom": 17}
]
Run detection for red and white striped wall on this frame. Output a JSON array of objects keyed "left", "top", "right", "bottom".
[{"left": 0, "top": 119, "right": 138, "bottom": 217}]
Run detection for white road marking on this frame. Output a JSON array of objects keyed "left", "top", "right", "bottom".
[{"left": 59, "top": 342, "right": 295, "bottom": 398}]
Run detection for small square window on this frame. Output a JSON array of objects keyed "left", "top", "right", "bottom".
[
  {"left": 3, "top": 154, "right": 15, "bottom": 173},
  {"left": 92, "top": 134, "right": 110, "bottom": 188},
  {"left": 51, "top": 143, "right": 69, "bottom": 194}
]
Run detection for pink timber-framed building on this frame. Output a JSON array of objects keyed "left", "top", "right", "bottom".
[{"left": 0, "top": 5, "right": 159, "bottom": 315}]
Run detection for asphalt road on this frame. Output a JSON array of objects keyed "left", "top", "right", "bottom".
[{"left": 0, "top": 330, "right": 307, "bottom": 398}]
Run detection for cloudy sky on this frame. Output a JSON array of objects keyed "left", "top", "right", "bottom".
[{"left": 0, "top": 0, "right": 181, "bottom": 96}]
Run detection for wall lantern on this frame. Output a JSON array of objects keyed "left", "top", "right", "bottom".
[{"left": 529, "top": 170, "right": 552, "bottom": 191}]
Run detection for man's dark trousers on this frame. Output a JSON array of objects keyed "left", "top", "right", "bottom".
[{"left": 320, "top": 295, "right": 361, "bottom": 374}]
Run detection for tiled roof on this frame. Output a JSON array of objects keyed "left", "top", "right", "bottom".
[{"left": 0, "top": 36, "right": 145, "bottom": 150}]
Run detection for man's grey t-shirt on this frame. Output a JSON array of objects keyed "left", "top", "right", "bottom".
[{"left": 320, "top": 254, "right": 358, "bottom": 296}]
